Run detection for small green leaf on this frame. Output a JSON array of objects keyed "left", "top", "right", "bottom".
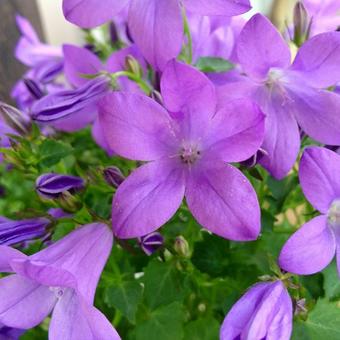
[
  {"left": 184, "top": 317, "right": 220, "bottom": 340},
  {"left": 323, "top": 261, "right": 340, "bottom": 300},
  {"left": 143, "top": 259, "right": 183, "bottom": 309},
  {"left": 38, "top": 139, "right": 73, "bottom": 167},
  {"left": 196, "top": 57, "right": 234, "bottom": 73},
  {"left": 104, "top": 280, "right": 143, "bottom": 323},
  {"left": 135, "top": 302, "right": 184, "bottom": 340}
]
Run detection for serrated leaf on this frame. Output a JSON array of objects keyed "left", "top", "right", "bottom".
[
  {"left": 135, "top": 302, "right": 184, "bottom": 340},
  {"left": 38, "top": 139, "right": 72, "bottom": 167},
  {"left": 104, "top": 280, "right": 143, "bottom": 323},
  {"left": 184, "top": 317, "right": 219, "bottom": 340},
  {"left": 143, "top": 260, "right": 183, "bottom": 310},
  {"left": 196, "top": 57, "right": 234, "bottom": 73}
]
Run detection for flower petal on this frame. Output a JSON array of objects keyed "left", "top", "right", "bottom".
[
  {"left": 128, "top": 0, "right": 183, "bottom": 70},
  {"left": 290, "top": 32, "right": 340, "bottom": 88},
  {"left": 112, "top": 161, "right": 186, "bottom": 239},
  {"left": 258, "top": 92, "right": 300, "bottom": 179},
  {"left": 0, "top": 246, "right": 26, "bottom": 272},
  {"left": 0, "top": 275, "right": 56, "bottom": 329},
  {"left": 98, "top": 92, "right": 178, "bottom": 161},
  {"left": 237, "top": 14, "right": 291, "bottom": 81},
  {"left": 279, "top": 215, "right": 336, "bottom": 275},
  {"left": 205, "top": 98, "right": 265, "bottom": 162},
  {"left": 63, "top": 44, "right": 103, "bottom": 87},
  {"left": 62, "top": 0, "right": 128, "bottom": 28},
  {"left": 185, "top": 163, "right": 261, "bottom": 241},
  {"left": 299, "top": 147, "right": 340, "bottom": 213},
  {"left": 183, "top": 0, "right": 251, "bottom": 16},
  {"left": 286, "top": 85, "right": 340, "bottom": 145},
  {"left": 31, "top": 223, "right": 113, "bottom": 304}
]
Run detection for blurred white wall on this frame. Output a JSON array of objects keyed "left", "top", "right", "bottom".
[{"left": 36, "top": 0, "right": 84, "bottom": 45}]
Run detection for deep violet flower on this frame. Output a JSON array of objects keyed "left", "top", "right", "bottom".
[
  {"left": 103, "top": 166, "right": 125, "bottom": 188},
  {"left": 279, "top": 146, "right": 340, "bottom": 277},
  {"left": 99, "top": 60, "right": 265, "bottom": 240},
  {"left": 217, "top": 14, "right": 340, "bottom": 179},
  {"left": 0, "top": 217, "right": 50, "bottom": 246},
  {"left": 36, "top": 173, "right": 84, "bottom": 199},
  {"left": 139, "top": 232, "right": 164, "bottom": 256},
  {"left": 0, "top": 223, "right": 120, "bottom": 339},
  {"left": 0, "top": 323, "right": 24, "bottom": 340},
  {"left": 220, "top": 280, "right": 293, "bottom": 340},
  {"left": 62, "top": 0, "right": 251, "bottom": 70}
]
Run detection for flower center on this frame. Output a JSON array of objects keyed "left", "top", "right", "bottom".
[
  {"left": 180, "top": 145, "right": 201, "bottom": 165},
  {"left": 49, "top": 286, "right": 65, "bottom": 299},
  {"left": 328, "top": 199, "right": 340, "bottom": 228},
  {"left": 266, "top": 68, "right": 284, "bottom": 86}
]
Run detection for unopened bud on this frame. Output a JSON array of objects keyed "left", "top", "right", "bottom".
[
  {"left": 125, "top": 55, "right": 143, "bottom": 78},
  {"left": 139, "top": 232, "right": 164, "bottom": 256},
  {"left": 150, "top": 90, "right": 163, "bottom": 105},
  {"left": 0, "top": 102, "right": 31, "bottom": 135},
  {"left": 23, "top": 78, "right": 45, "bottom": 100},
  {"left": 103, "top": 166, "right": 125, "bottom": 188},
  {"left": 293, "top": 2, "right": 310, "bottom": 46},
  {"left": 174, "top": 235, "right": 190, "bottom": 257}
]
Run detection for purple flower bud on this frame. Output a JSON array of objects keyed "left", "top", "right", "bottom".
[
  {"left": 139, "top": 232, "right": 164, "bottom": 256},
  {"left": 31, "top": 76, "right": 110, "bottom": 122},
  {"left": 241, "top": 148, "right": 268, "bottom": 168},
  {"left": 48, "top": 208, "right": 72, "bottom": 219},
  {"left": 103, "top": 166, "right": 125, "bottom": 188},
  {"left": 220, "top": 280, "right": 293, "bottom": 339},
  {"left": 23, "top": 78, "right": 45, "bottom": 100},
  {"left": 293, "top": 1, "right": 311, "bottom": 46},
  {"left": 0, "top": 102, "right": 31, "bottom": 135},
  {"left": 0, "top": 217, "right": 50, "bottom": 246},
  {"left": 36, "top": 173, "right": 84, "bottom": 199}
]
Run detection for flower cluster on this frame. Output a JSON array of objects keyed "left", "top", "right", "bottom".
[{"left": 0, "top": 0, "right": 339, "bottom": 339}]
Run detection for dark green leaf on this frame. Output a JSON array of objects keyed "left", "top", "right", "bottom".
[
  {"left": 196, "top": 57, "right": 234, "bottom": 73},
  {"left": 184, "top": 317, "right": 219, "bottom": 340},
  {"left": 38, "top": 139, "right": 73, "bottom": 167}
]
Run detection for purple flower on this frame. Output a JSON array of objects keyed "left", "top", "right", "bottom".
[
  {"left": 0, "top": 323, "right": 24, "bottom": 340},
  {"left": 304, "top": 0, "right": 340, "bottom": 36},
  {"left": 220, "top": 280, "right": 293, "bottom": 340},
  {"left": 218, "top": 14, "right": 340, "bottom": 179},
  {"left": 139, "top": 232, "right": 164, "bottom": 256},
  {"left": 36, "top": 173, "right": 84, "bottom": 199},
  {"left": 103, "top": 166, "right": 125, "bottom": 188},
  {"left": 99, "top": 60, "right": 265, "bottom": 240},
  {"left": 0, "top": 223, "right": 120, "bottom": 339},
  {"left": 62, "top": 0, "right": 251, "bottom": 70},
  {"left": 279, "top": 146, "right": 340, "bottom": 277},
  {"left": 0, "top": 217, "right": 50, "bottom": 246}
]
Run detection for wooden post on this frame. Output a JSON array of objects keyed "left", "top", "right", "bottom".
[{"left": 0, "top": 0, "right": 43, "bottom": 104}]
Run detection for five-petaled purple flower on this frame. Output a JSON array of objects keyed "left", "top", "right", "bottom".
[
  {"left": 218, "top": 14, "right": 340, "bottom": 179},
  {"left": 0, "top": 223, "right": 120, "bottom": 339},
  {"left": 99, "top": 60, "right": 265, "bottom": 241},
  {"left": 279, "top": 146, "right": 340, "bottom": 277},
  {"left": 62, "top": 0, "right": 251, "bottom": 70},
  {"left": 220, "top": 280, "right": 293, "bottom": 340}
]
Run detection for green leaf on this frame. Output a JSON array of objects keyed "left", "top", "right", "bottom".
[
  {"left": 196, "top": 57, "right": 234, "bottom": 73},
  {"left": 323, "top": 261, "right": 340, "bottom": 300},
  {"left": 184, "top": 317, "right": 219, "bottom": 340},
  {"left": 104, "top": 280, "right": 143, "bottom": 323},
  {"left": 294, "top": 299, "right": 340, "bottom": 339},
  {"left": 38, "top": 139, "right": 73, "bottom": 167},
  {"left": 135, "top": 302, "right": 184, "bottom": 340},
  {"left": 143, "top": 259, "right": 183, "bottom": 310}
]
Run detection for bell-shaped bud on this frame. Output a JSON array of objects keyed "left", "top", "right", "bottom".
[
  {"left": 36, "top": 173, "right": 84, "bottom": 199},
  {"left": 139, "top": 232, "right": 164, "bottom": 256},
  {"left": 174, "top": 235, "right": 190, "bottom": 257},
  {"left": 23, "top": 78, "right": 45, "bottom": 100},
  {"left": 103, "top": 166, "right": 125, "bottom": 188},
  {"left": 125, "top": 55, "right": 143, "bottom": 78},
  {"left": 293, "top": 2, "right": 311, "bottom": 46},
  {"left": 0, "top": 102, "right": 31, "bottom": 135}
]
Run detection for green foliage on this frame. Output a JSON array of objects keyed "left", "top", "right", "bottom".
[{"left": 196, "top": 57, "right": 234, "bottom": 73}]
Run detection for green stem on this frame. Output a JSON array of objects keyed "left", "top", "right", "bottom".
[
  {"left": 182, "top": 9, "right": 193, "bottom": 64},
  {"left": 110, "top": 71, "right": 152, "bottom": 95}
]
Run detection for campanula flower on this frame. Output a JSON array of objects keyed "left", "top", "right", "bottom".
[
  {"left": 279, "top": 146, "right": 340, "bottom": 277},
  {"left": 36, "top": 173, "right": 84, "bottom": 199},
  {"left": 62, "top": 0, "right": 251, "bottom": 70},
  {"left": 218, "top": 14, "right": 340, "bottom": 179},
  {"left": 0, "top": 223, "right": 120, "bottom": 339},
  {"left": 99, "top": 60, "right": 265, "bottom": 240},
  {"left": 220, "top": 280, "right": 293, "bottom": 340}
]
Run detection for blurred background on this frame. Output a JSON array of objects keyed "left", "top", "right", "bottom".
[{"left": 0, "top": 0, "right": 296, "bottom": 103}]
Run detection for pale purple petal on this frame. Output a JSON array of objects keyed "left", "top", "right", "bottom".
[
  {"left": 205, "top": 99, "right": 265, "bottom": 162},
  {"left": 15, "top": 15, "right": 39, "bottom": 44},
  {"left": 62, "top": 0, "right": 129, "bottom": 28},
  {"left": 50, "top": 290, "right": 120, "bottom": 340},
  {"left": 0, "top": 246, "right": 26, "bottom": 272},
  {"left": 128, "top": 0, "right": 183, "bottom": 70},
  {"left": 31, "top": 223, "right": 113, "bottom": 304},
  {"left": 98, "top": 92, "right": 178, "bottom": 161},
  {"left": 290, "top": 32, "right": 340, "bottom": 88},
  {"left": 185, "top": 163, "right": 261, "bottom": 241},
  {"left": 286, "top": 85, "right": 340, "bottom": 145},
  {"left": 299, "top": 147, "right": 340, "bottom": 213},
  {"left": 237, "top": 14, "right": 291, "bottom": 81},
  {"left": 112, "top": 160, "right": 186, "bottom": 239},
  {"left": 279, "top": 215, "right": 336, "bottom": 274},
  {"left": 63, "top": 44, "right": 103, "bottom": 87},
  {"left": 183, "top": 0, "right": 251, "bottom": 16},
  {"left": 0, "top": 275, "right": 56, "bottom": 329},
  {"left": 92, "top": 117, "right": 115, "bottom": 156}
]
